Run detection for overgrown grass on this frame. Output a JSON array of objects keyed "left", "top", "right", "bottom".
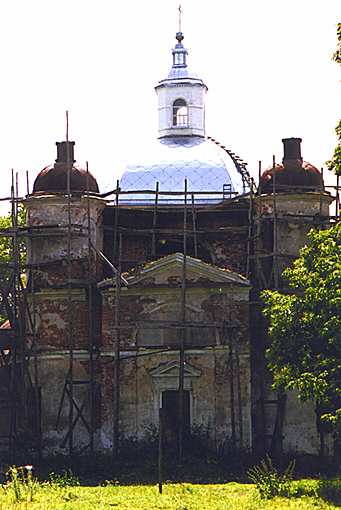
[{"left": 0, "top": 479, "right": 340, "bottom": 509}]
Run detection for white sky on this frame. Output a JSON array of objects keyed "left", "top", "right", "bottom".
[{"left": 0, "top": 0, "right": 340, "bottom": 209}]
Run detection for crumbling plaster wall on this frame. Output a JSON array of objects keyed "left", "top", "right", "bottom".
[
  {"left": 255, "top": 192, "right": 333, "bottom": 277},
  {"left": 24, "top": 195, "right": 105, "bottom": 285},
  {"left": 103, "top": 206, "right": 250, "bottom": 276},
  {"left": 97, "top": 349, "right": 251, "bottom": 451},
  {"left": 101, "top": 287, "right": 249, "bottom": 351},
  {"left": 282, "top": 391, "right": 333, "bottom": 455},
  {"left": 98, "top": 283, "right": 251, "bottom": 450},
  {"left": 28, "top": 289, "right": 89, "bottom": 350},
  {"left": 34, "top": 355, "right": 96, "bottom": 454}
]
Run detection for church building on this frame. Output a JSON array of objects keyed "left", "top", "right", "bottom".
[{"left": 0, "top": 25, "right": 335, "bottom": 458}]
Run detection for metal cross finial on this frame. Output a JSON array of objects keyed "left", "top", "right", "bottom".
[
  {"left": 178, "top": 4, "right": 182, "bottom": 33},
  {"left": 66, "top": 110, "right": 69, "bottom": 142}
]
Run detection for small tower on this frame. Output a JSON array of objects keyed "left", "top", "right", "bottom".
[
  {"left": 25, "top": 141, "right": 104, "bottom": 288},
  {"left": 23, "top": 142, "right": 105, "bottom": 451},
  {"left": 155, "top": 26, "right": 207, "bottom": 138},
  {"left": 24, "top": 141, "right": 106, "bottom": 352},
  {"left": 256, "top": 137, "right": 333, "bottom": 283}
]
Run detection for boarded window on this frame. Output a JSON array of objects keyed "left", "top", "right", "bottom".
[{"left": 136, "top": 303, "right": 216, "bottom": 348}]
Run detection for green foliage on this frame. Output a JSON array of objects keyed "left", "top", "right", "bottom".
[
  {"left": 333, "top": 22, "right": 341, "bottom": 65},
  {"left": 0, "top": 205, "right": 26, "bottom": 325},
  {"left": 46, "top": 469, "right": 80, "bottom": 505},
  {"left": 247, "top": 455, "right": 295, "bottom": 499},
  {"left": 2, "top": 465, "right": 38, "bottom": 502},
  {"left": 327, "top": 23, "right": 341, "bottom": 175},
  {"left": 327, "top": 119, "right": 341, "bottom": 175},
  {"left": 48, "top": 468, "right": 80, "bottom": 488},
  {"left": 289, "top": 479, "right": 319, "bottom": 498},
  {"left": 0, "top": 205, "right": 26, "bottom": 265},
  {"left": 287, "top": 478, "right": 341, "bottom": 502},
  {"left": 262, "top": 223, "right": 341, "bottom": 432},
  {"left": 0, "top": 478, "right": 338, "bottom": 509}
]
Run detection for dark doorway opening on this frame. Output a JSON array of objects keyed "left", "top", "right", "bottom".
[{"left": 162, "top": 390, "right": 190, "bottom": 446}]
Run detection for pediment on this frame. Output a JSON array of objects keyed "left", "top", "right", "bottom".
[
  {"left": 120, "top": 253, "right": 249, "bottom": 288},
  {"left": 149, "top": 360, "right": 201, "bottom": 378}
]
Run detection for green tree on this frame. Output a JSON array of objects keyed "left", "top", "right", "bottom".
[
  {"left": 327, "top": 23, "right": 341, "bottom": 175},
  {"left": 262, "top": 223, "right": 341, "bottom": 436},
  {"left": 0, "top": 206, "right": 26, "bottom": 325}
]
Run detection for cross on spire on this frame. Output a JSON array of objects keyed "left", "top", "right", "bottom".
[{"left": 178, "top": 4, "right": 182, "bottom": 33}]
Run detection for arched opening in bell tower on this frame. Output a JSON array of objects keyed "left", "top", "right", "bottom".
[{"left": 173, "top": 98, "right": 188, "bottom": 127}]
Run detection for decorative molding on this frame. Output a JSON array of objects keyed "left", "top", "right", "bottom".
[
  {"left": 99, "top": 252, "right": 250, "bottom": 291},
  {"left": 149, "top": 360, "right": 201, "bottom": 378},
  {"left": 27, "top": 289, "right": 86, "bottom": 301}
]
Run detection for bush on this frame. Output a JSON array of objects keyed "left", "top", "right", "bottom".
[
  {"left": 247, "top": 455, "right": 295, "bottom": 499},
  {"left": 48, "top": 468, "right": 80, "bottom": 488},
  {"left": 2, "top": 465, "right": 38, "bottom": 502}
]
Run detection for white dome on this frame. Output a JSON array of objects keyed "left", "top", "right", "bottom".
[{"left": 119, "top": 136, "right": 249, "bottom": 205}]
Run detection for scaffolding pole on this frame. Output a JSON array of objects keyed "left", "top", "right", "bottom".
[
  {"left": 151, "top": 182, "right": 159, "bottom": 257},
  {"left": 113, "top": 232, "right": 122, "bottom": 458},
  {"left": 86, "top": 162, "right": 95, "bottom": 454},
  {"left": 178, "top": 179, "right": 187, "bottom": 463}
]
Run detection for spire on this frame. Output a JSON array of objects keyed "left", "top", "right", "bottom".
[{"left": 172, "top": 4, "right": 187, "bottom": 68}]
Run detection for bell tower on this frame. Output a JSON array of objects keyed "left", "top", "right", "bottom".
[{"left": 155, "top": 11, "right": 207, "bottom": 138}]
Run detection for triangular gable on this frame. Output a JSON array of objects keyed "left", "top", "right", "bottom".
[
  {"left": 120, "top": 253, "right": 249, "bottom": 287},
  {"left": 149, "top": 360, "right": 201, "bottom": 378}
]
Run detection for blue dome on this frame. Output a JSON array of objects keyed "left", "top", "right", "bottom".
[{"left": 119, "top": 136, "right": 249, "bottom": 205}]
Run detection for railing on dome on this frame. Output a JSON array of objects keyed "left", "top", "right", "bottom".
[
  {"left": 100, "top": 184, "right": 241, "bottom": 205},
  {"left": 223, "top": 183, "right": 232, "bottom": 200},
  {"left": 105, "top": 191, "right": 239, "bottom": 205},
  {"left": 207, "top": 136, "right": 257, "bottom": 195}
]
